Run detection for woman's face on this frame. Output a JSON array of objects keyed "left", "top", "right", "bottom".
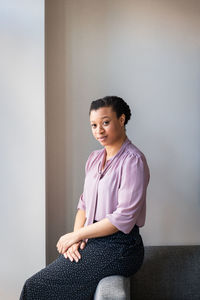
[{"left": 89, "top": 106, "right": 125, "bottom": 146}]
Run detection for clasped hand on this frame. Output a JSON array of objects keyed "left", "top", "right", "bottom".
[
  {"left": 56, "top": 231, "right": 80, "bottom": 254},
  {"left": 56, "top": 231, "right": 86, "bottom": 262}
]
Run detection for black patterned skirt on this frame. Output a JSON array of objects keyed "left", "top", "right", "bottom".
[{"left": 19, "top": 221, "right": 144, "bottom": 300}]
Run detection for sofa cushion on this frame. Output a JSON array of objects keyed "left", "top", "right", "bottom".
[
  {"left": 93, "top": 275, "right": 130, "bottom": 300},
  {"left": 131, "top": 245, "right": 200, "bottom": 300}
]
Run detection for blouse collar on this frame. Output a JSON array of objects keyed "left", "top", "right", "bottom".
[
  {"left": 98, "top": 136, "right": 131, "bottom": 174},
  {"left": 103, "top": 136, "right": 131, "bottom": 161}
]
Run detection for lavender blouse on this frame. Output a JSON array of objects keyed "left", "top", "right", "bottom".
[{"left": 77, "top": 136, "right": 150, "bottom": 235}]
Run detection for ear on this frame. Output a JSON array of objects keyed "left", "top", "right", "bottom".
[{"left": 120, "top": 114, "right": 126, "bottom": 127}]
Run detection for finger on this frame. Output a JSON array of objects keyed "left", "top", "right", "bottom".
[
  {"left": 63, "top": 252, "right": 68, "bottom": 259},
  {"left": 57, "top": 241, "right": 62, "bottom": 253},
  {"left": 81, "top": 242, "right": 86, "bottom": 249},
  {"left": 70, "top": 248, "right": 78, "bottom": 258},
  {"left": 67, "top": 252, "right": 74, "bottom": 262},
  {"left": 80, "top": 241, "right": 86, "bottom": 249},
  {"left": 61, "top": 245, "right": 66, "bottom": 254},
  {"left": 75, "top": 249, "right": 81, "bottom": 259},
  {"left": 58, "top": 244, "right": 62, "bottom": 253},
  {"left": 57, "top": 245, "right": 60, "bottom": 253},
  {"left": 57, "top": 239, "right": 61, "bottom": 250},
  {"left": 71, "top": 252, "right": 79, "bottom": 262},
  {"left": 61, "top": 242, "right": 71, "bottom": 254}
]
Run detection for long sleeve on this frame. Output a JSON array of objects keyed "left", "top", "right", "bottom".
[{"left": 106, "top": 153, "right": 150, "bottom": 234}]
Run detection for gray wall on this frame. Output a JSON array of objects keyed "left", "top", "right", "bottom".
[
  {"left": 0, "top": 1, "right": 45, "bottom": 299},
  {"left": 46, "top": 0, "right": 200, "bottom": 264}
]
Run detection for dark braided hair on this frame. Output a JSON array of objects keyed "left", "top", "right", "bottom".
[{"left": 89, "top": 96, "right": 132, "bottom": 128}]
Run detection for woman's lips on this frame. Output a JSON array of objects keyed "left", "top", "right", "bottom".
[{"left": 98, "top": 136, "right": 107, "bottom": 141}]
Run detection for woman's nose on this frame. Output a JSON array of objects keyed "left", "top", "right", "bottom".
[{"left": 96, "top": 125, "right": 104, "bottom": 133}]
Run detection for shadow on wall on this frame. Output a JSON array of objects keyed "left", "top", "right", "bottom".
[{"left": 46, "top": 0, "right": 70, "bottom": 264}]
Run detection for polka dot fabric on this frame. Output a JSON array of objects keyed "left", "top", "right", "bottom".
[{"left": 19, "top": 222, "right": 144, "bottom": 300}]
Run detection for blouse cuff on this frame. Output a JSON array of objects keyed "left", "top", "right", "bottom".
[{"left": 106, "top": 214, "right": 135, "bottom": 234}]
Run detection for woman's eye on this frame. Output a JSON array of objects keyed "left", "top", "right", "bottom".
[{"left": 91, "top": 121, "right": 109, "bottom": 128}]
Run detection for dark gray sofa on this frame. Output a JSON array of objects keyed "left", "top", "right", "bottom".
[{"left": 94, "top": 245, "right": 200, "bottom": 300}]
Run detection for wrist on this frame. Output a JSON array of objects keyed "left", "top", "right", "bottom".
[{"left": 76, "top": 227, "right": 84, "bottom": 241}]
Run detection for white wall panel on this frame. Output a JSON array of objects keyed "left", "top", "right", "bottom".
[{"left": 0, "top": 1, "right": 45, "bottom": 299}]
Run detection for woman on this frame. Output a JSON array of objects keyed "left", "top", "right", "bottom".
[{"left": 20, "top": 96, "right": 150, "bottom": 300}]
